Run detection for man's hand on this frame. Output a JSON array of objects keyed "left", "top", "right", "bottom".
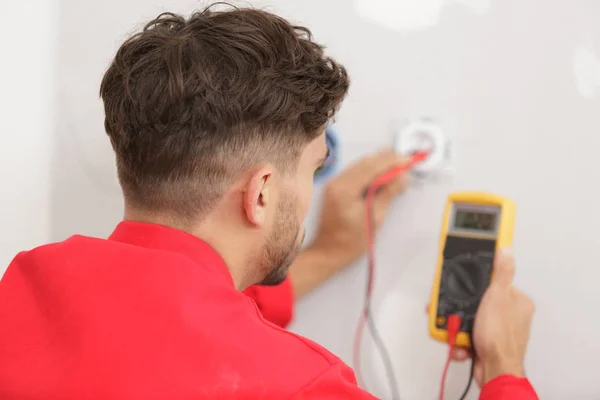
[
  {"left": 472, "top": 249, "right": 535, "bottom": 386},
  {"left": 426, "top": 249, "right": 535, "bottom": 386},
  {"left": 288, "top": 149, "right": 410, "bottom": 298},
  {"left": 310, "top": 149, "right": 410, "bottom": 269}
]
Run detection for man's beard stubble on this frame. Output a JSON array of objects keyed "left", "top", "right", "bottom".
[{"left": 257, "top": 193, "right": 304, "bottom": 286}]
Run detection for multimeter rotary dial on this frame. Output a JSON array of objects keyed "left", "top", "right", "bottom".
[{"left": 439, "top": 252, "right": 493, "bottom": 314}]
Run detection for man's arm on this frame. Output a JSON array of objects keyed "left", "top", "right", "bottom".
[{"left": 287, "top": 244, "right": 346, "bottom": 299}]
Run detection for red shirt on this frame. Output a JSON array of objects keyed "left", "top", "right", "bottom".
[{"left": 0, "top": 221, "right": 538, "bottom": 399}]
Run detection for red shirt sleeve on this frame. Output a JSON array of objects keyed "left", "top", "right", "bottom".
[
  {"left": 289, "top": 362, "right": 378, "bottom": 400},
  {"left": 480, "top": 375, "right": 539, "bottom": 400},
  {"left": 243, "top": 276, "right": 295, "bottom": 328}
]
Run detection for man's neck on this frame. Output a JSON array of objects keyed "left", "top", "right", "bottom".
[{"left": 123, "top": 207, "right": 254, "bottom": 290}]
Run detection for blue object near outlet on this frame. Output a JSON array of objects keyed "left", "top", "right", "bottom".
[{"left": 314, "top": 125, "right": 339, "bottom": 182}]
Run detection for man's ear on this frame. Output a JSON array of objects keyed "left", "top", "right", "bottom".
[{"left": 243, "top": 166, "right": 274, "bottom": 227}]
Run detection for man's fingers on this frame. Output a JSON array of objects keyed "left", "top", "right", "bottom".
[
  {"left": 492, "top": 248, "right": 515, "bottom": 288},
  {"left": 372, "top": 175, "right": 408, "bottom": 224},
  {"left": 473, "top": 359, "right": 484, "bottom": 387},
  {"left": 371, "top": 167, "right": 411, "bottom": 226},
  {"left": 452, "top": 347, "right": 471, "bottom": 361},
  {"left": 340, "top": 149, "right": 406, "bottom": 196},
  {"left": 376, "top": 172, "right": 410, "bottom": 202}
]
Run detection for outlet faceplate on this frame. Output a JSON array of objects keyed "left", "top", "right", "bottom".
[{"left": 393, "top": 117, "right": 454, "bottom": 179}]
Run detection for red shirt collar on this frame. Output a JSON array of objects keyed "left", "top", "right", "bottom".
[{"left": 108, "top": 221, "right": 234, "bottom": 286}]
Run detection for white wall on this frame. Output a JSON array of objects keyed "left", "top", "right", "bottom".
[
  {"left": 8, "top": 0, "right": 600, "bottom": 399},
  {"left": 0, "top": 0, "right": 58, "bottom": 269}
]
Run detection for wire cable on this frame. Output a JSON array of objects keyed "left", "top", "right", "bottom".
[
  {"left": 455, "top": 313, "right": 477, "bottom": 400},
  {"left": 439, "top": 346, "right": 454, "bottom": 400},
  {"left": 458, "top": 324, "right": 477, "bottom": 400},
  {"left": 353, "top": 151, "right": 429, "bottom": 400},
  {"left": 458, "top": 351, "right": 476, "bottom": 400},
  {"left": 439, "top": 314, "right": 462, "bottom": 400},
  {"left": 353, "top": 150, "right": 475, "bottom": 400}
]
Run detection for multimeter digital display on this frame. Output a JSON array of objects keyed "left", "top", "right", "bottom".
[
  {"left": 429, "top": 192, "right": 515, "bottom": 348},
  {"left": 453, "top": 208, "right": 497, "bottom": 233}
]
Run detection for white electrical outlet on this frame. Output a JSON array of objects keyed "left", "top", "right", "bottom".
[{"left": 393, "top": 117, "right": 454, "bottom": 179}]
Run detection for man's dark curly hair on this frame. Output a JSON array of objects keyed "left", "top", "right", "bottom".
[{"left": 99, "top": 3, "right": 350, "bottom": 218}]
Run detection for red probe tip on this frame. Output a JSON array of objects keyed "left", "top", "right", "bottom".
[
  {"left": 411, "top": 150, "right": 430, "bottom": 161},
  {"left": 447, "top": 314, "right": 462, "bottom": 347}
]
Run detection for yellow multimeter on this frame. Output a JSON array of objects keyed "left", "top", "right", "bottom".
[{"left": 428, "top": 191, "right": 516, "bottom": 348}]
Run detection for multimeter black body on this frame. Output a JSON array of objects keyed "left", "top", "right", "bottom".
[{"left": 428, "top": 192, "right": 515, "bottom": 348}]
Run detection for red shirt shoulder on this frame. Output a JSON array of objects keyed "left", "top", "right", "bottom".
[
  {"left": 243, "top": 277, "right": 295, "bottom": 328},
  {"left": 0, "top": 223, "right": 370, "bottom": 399}
]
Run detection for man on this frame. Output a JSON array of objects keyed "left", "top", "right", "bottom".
[{"left": 0, "top": 5, "right": 538, "bottom": 399}]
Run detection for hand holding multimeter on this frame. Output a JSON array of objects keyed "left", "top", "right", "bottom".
[
  {"left": 429, "top": 192, "right": 536, "bottom": 397},
  {"left": 468, "top": 249, "right": 535, "bottom": 386},
  {"left": 429, "top": 192, "right": 516, "bottom": 348}
]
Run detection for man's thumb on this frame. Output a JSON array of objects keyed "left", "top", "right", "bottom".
[{"left": 492, "top": 248, "right": 515, "bottom": 288}]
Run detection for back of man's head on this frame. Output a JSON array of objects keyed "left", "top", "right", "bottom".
[{"left": 100, "top": 3, "right": 349, "bottom": 221}]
